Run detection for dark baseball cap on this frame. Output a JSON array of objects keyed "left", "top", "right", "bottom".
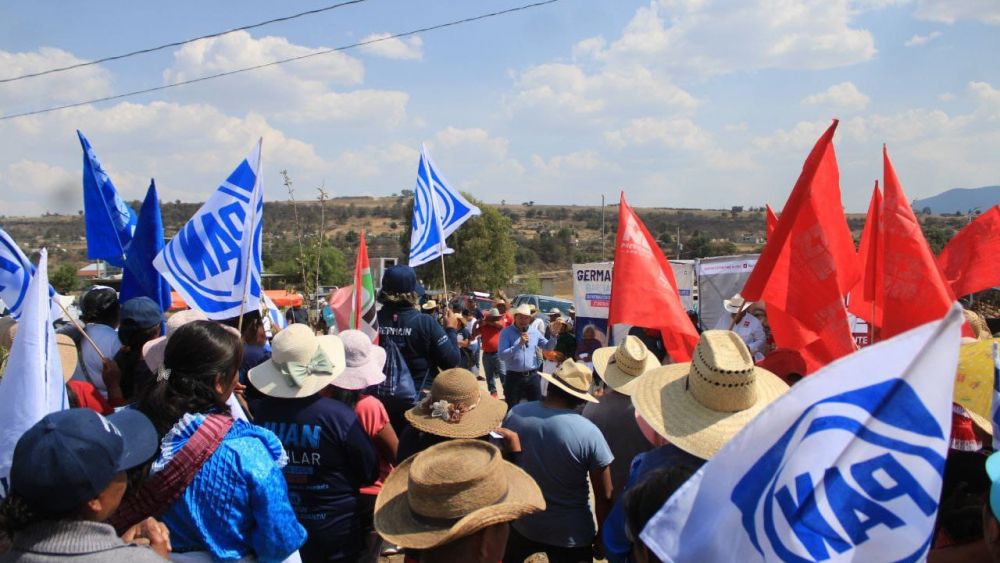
[
  {"left": 10, "top": 408, "right": 158, "bottom": 515},
  {"left": 381, "top": 265, "right": 425, "bottom": 297},
  {"left": 79, "top": 286, "right": 119, "bottom": 321},
  {"left": 121, "top": 296, "right": 164, "bottom": 329}
]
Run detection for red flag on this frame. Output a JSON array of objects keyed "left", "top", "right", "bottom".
[
  {"left": 880, "top": 146, "right": 956, "bottom": 339},
  {"left": 937, "top": 205, "right": 1000, "bottom": 297},
  {"left": 742, "top": 120, "right": 858, "bottom": 373},
  {"left": 350, "top": 230, "right": 379, "bottom": 342},
  {"left": 765, "top": 204, "right": 779, "bottom": 238},
  {"left": 608, "top": 192, "right": 698, "bottom": 362},
  {"left": 847, "top": 182, "right": 883, "bottom": 327}
]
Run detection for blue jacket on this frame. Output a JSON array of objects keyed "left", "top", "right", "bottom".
[
  {"left": 156, "top": 415, "right": 306, "bottom": 562},
  {"left": 377, "top": 303, "right": 460, "bottom": 390}
]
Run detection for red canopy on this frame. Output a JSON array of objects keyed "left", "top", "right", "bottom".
[{"left": 168, "top": 290, "right": 303, "bottom": 311}]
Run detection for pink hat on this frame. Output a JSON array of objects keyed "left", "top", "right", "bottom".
[
  {"left": 332, "top": 330, "right": 387, "bottom": 391},
  {"left": 143, "top": 309, "right": 208, "bottom": 372}
]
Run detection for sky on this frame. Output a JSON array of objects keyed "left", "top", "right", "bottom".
[{"left": 0, "top": 0, "right": 998, "bottom": 216}]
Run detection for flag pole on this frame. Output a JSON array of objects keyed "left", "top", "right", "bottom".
[
  {"left": 439, "top": 253, "right": 448, "bottom": 306},
  {"left": 51, "top": 297, "right": 106, "bottom": 362},
  {"left": 236, "top": 170, "right": 263, "bottom": 335}
]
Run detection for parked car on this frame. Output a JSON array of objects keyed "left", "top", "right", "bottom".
[{"left": 511, "top": 294, "right": 573, "bottom": 317}]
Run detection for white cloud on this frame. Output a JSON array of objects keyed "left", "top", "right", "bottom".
[
  {"left": 904, "top": 30, "right": 942, "bottom": 46},
  {"left": 329, "top": 143, "right": 418, "bottom": 181},
  {"left": 914, "top": 0, "right": 1000, "bottom": 25},
  {"left": 162, "top": 31, "right": 408, "bottom": 126},
  {"left": 938, "top": 92, "right": 956, "bottom": 101},
  {"left": 969, "top": 81, "right": 1000, "bottom": 119},
  {"left": 583, "top": 0, "right": 876, "bottom": 75},
  {"left": 0, "top": 160, "right": 77, "bottom": 215},
  {"left": 801, "top": 81, "right": 871, "bottom": 112},
  {"left": 0, "top": 48, "right": 113, "bottom": 113},
  {"left": 432, "top": 127, "right": 509, "bottom": 160},
  {"left": 605, "top": 117, "right": 712, "bottom": 150},
  {"left": 358, "top": 33, "right": 424, "bottom": 60}
]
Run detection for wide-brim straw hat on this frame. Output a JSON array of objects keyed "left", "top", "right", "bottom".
[
  {"left": 375, "top": 439, "right": 545, "bottom": 549},
  {"left": 632, "top": 330, "right": 788, "bottom": 459},
  {"left": 56, "top": 334, "right": 78, "bottom": 382},
  {"left": 332, "top": 329, "right": 387, "bottom": 391},
  {"left": 422, "top": 300, "right": 438, "bottom": 311},
  {"left": 513, "top": 304, "right": 532, "bottom": 317},
  {"left": 540, "top": 359, "right": 598, "bottom": 403},
  {"left": 592, "top": 335, "right": 659, "bottom": 396},
  {"left": 248, "top": 324, "right": 346, "bottom": 399},
  {"left": 406, "top": 368, "right": 507, "bottom": 438},
  {"left": 143, "top": 309, "right": 208, "bottom": 372}
]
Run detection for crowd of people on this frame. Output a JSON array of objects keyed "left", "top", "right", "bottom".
[{"left": 1, "top": 264, "right": 1000, "bottom": 562}]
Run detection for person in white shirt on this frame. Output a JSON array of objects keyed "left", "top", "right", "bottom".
[{"left": 713, "top": 294, "right": 767, "bottom": 361}]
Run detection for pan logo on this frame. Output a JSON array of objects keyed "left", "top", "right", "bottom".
[{"left": 732, "top": 379, "right": 946, "bottom": 562}]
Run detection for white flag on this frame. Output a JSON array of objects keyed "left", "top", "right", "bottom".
[
  {"left": 153, "top": 140, "right": 263, "bottom": 320},
  {"left": 0, "top": 249, "right": 67, "bottom": 494},
  {"left": 641, "top": 304, "right": 964, "bottom": 562}
]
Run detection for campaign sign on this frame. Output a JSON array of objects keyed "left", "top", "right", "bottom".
[
  {"left": 641, "top": 305, "right": 963, "bottom": 562},
  {"left": 154, "top": 141, "right": 263, "bottom": 320}
]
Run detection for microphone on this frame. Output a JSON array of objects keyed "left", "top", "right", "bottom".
[{"left": 519, "top": 324, "right": 528, "bottom": 347}]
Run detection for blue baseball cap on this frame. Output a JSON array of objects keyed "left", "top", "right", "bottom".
[
  {"left": 10, "top": 408, "right": 158, "bottom": 515},
  {"left": 382, "top": 265, "right": 425, "bottom": 297},
  {"left": 988, "top": 451, "right": 1000, "bottom": 522},
  {"left": 121, "top": 296, "right": 163, "bottom": 329}
]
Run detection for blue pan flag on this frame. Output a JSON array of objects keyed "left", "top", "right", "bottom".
[
  {"left": 120, "top": 180, "right": 172, "bottom": 315},
  {"left": 153, "top": 140, "right": 263, "bottom": 320},
  {"left": 78, "top": 130, "right": 137, "bottom": 267},
  {"left": 408, "top": 144, "right": 481, "bottom": 267}
]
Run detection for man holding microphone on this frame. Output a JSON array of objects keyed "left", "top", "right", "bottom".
[{"left": 498, "top": 304, "right": 550, "bottom": 407}]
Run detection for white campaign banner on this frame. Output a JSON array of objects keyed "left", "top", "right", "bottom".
[{"left": 642, "top": 304, "right": 964, "bottom": 562}]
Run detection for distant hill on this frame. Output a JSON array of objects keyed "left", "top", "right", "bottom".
[{"left": 913, "top": 186, "right": 1000, "bottom": 215}]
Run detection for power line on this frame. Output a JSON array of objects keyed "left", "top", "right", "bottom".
[
  {"left": 0, "top": 0, "right": 562, "bottom": 122},
  {"left": 0, "top": 0, "right": 371, "bottom": 83}
]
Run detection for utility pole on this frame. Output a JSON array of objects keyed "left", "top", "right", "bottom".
[{"left": 601, "top": 195, "right": 606, "bottom": 262}]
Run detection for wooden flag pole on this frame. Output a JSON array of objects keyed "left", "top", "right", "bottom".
[
  {"left": 52, "top": 297, "right": 106, "bottom": 362},
  {"left": 237, "top": 176, "right": 263, "bottom": 336}
]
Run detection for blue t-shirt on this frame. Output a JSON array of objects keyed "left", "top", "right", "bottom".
[
  {"left": 504, "top": 401, "right": 614, "bottom": 547},
  {"left": 251, "top": 395, "right": 379, "bottom": 561}
]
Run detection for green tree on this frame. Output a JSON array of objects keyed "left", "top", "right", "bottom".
[
  {"left": 400, "top": 197, "right": 516, "bottom": 293},
  {"left": 268, "top": 245, "right": 349, "bottom": 290},
  {"left": 50, "top": 263, "right": 79, "bottom": 293}
]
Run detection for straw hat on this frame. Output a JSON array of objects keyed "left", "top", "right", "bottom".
[
  {"left": 248, "top": 324, "right": 346, "bottom": 399},
  {"left": 540, "top": 359, "right": 598, "bottom": 403},
  {"left": 422, "top": 300, "right": 438, "bottom": 311},
  {"left": 547, "top": 307, "right": 562, "bottom": 317},
  {"left": 142, "top": 309, "right": 208, "bottom": 372},
  {"left": 513, "top": 304, "right": 532, "bottom": 317},
  {"left": 406, "top": 368, "right": 507, "bottom": 438},
  {"left": 592, "top": 335, "right": 659, "bottom": 396},
  {"left": 56, "top": 334, "right": 78, "bottom": 382},
  {"left": 632, "top": 330, "right": 788, "bottom": 459},
  {"left": 963, "top": 309, "right": 991, "bottom": 340},
  {"left": 374, "top": 439, "right": 545, "bottom": 549},
  {"left": 332, "top": 329, "right": 387, "bottom": 391},
  {"left": 723, "top": 294, "right": 747, "bottom": 314}
]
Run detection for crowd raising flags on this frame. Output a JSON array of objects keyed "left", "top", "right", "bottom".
[
  {"left": 78, "top": 130, "right": 137, "bottom": 268},
  {"left": 408, "top": 144, "right": 481, "bottom": 269},
  {"left": 153, "top": 139, "right": 264, "bottom": 320}
]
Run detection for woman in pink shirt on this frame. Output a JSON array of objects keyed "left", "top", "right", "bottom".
[{"left": 328, "top": 330, "right": 399, "bottom": 562}]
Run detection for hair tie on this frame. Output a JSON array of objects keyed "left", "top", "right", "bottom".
[{"left": 157, "top": 365, "right": 172, "bottom": 383}]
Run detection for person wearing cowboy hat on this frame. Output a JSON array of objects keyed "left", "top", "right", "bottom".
[
  {"left": 585, "top": 335, "right": 660, "bottom": 498},
  {"left": 503, "top": 359, "right": 615, "bottom": 562},
  {"left": 248, "top": 324, "right": 380, "bottom": 563},
  {"left": 498, "top": 304, "right": 551, "bottom": 407},
  {"left": 374, "top": 439, "right": 546, "bottom": 562},
  {"left": 714, "top": 293, "right": 767, "bottom": 360},
  {"left": 602, "top": 330, "right": 788, "bottom": 561},
  {"left": 396, "top": 367, "right": 512, "bottom": 463}
]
